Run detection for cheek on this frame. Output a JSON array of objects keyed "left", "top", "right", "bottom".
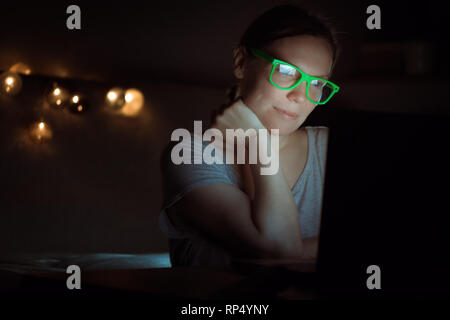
[
  {"left": 242, "top": 77, "right": 275, "bottom": 114},
  {"left": 241, "top": 73, "right": 317, "bottom": 134}
]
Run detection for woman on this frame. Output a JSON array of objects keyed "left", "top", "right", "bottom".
[{"left": 158, "top": 4, "right": 341, "bottom": 268}]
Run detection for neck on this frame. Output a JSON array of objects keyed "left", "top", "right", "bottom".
[{"left": 278, "top": 132, "right": 292, "bottom": 151}]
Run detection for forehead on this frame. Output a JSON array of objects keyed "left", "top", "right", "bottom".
[{"left": 264, "top": 35, "right": 333, "bottom": 77}]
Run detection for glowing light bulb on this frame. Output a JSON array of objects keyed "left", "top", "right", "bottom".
[
  {"left": 125, "top": 93, "right": 133, "bottom": 103},
  {"left": 0, "top": 71, "right": 22, "bottom": 96},
  {"left": 106, "top": 87, "right": 126, "bottom": 110},
  {"left": 69, "top": 93, "right": 88, "bottom": 114},
  {"left": 47, "top": 83, "right": 69, "bottom": 108},
  {"left": 121, "top": 88, "right": 144, "bottom": 116},
  {"left": 29, "top": 120, "right": 52, "bottom": 143},
  {"left": 107, "top": 91, "right": 117, "bottom": 101}
]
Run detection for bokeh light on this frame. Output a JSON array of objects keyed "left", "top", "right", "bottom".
[
  {"left": 46, "top": 83, "right": 70, "bottom": 109},
  {"left": 106, "top": 87, "right": 126, "bottom": 109},
  {"left": 120, "top": 88, "right": 144, "bottom": 116},
  {"left": 0, "top": 71, "right": 23, "bottom": 96},
  {"left": 69, "top": 93, "right": 88, "bottom": 114},
  {"left": 29, "top": 120, "right": 53, "bottom": 143},
  {"left": 9, "top": 62, "right": 32, "bottom": 75}
]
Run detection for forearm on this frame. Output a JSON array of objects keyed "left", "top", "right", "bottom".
[{"left": 248, "top": 134, "right": 304, "bottom": 257}]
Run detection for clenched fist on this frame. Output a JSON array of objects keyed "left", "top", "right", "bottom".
[{"left": 211, "top": 98, "right": 267, "bottom": 157}]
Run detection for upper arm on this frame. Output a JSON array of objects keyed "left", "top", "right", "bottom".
[{"left": 166, "top": 182, "right": 277, "bottom": 259}]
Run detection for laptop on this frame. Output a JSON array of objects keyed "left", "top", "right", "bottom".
[{"left": 315, "top": 109, "right": 450, "bottom": 298}]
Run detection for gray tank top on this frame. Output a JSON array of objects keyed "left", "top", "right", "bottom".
[{"left": 158, "top": 126, "right": 329, "bottom": 267}]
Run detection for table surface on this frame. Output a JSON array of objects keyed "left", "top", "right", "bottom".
[{"left": 5, "top": 257, "right": 319, "bottom": 299}]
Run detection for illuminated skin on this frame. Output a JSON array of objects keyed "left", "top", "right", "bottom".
[
  {"left": 221, "top": 35, "right": 335, "bottom": 259},
  {"left": 165, "top": 35, "right": 336, "bottom": 263},
  {"left": 233, "top": 35, "right": 334, "bottom": 141}
]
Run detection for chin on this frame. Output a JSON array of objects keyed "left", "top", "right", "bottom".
[{"left": 262, "top": 119, "right": 301, "bottom": 136}]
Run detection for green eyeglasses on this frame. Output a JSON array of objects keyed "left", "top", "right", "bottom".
[{"left": 250, "top": 47, "right": 340, "bottom": 105}]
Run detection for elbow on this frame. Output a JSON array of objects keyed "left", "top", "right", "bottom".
[{"left": 272, "top": 241, "right": 305, "bottom": 259}]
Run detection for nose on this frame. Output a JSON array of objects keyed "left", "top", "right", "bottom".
[{"left": 287, "top": 81, "right": 308, "bottom": 104}]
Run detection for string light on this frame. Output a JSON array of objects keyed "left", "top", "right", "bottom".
[
  {"left": 106, "top": 87, "right": 126, "bottom": 109},
  {"left": 120, "top": 88, "right": 144, "bottom": 116},
  {"left": 29, "top": 120, "right": 53, "bottom": 143},
  {"left": 0, "top": 71, "right": 23, "bottom": 96},
  {"left": 69, "top": 93, "right": 88, "bottom": 114},
  {"left": 125, "top": 92, "right": 133, "bottom": 103},
  {"left": 108, "top": 91, "right": 117, "bottom": 100},
  {"left": 1, "top": 64, "right": 147, "bottom": 147},
  {"left": 46, "top": 82, "right": 69, "bottom": 108}
]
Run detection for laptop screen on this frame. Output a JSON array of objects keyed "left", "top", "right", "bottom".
[{"left": 316, "top": 109, "right": 450, "bottom": 298}]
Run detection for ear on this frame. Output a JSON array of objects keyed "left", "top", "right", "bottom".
[{"left": 232, "top": 46, "right": 248, "bottom": 80}]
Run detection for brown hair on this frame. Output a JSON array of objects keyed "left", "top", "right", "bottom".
[{"left": 209, "top": 3, "right": 341, "bottom": 126}]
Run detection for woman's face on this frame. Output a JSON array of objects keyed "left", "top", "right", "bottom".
[{"left": 234, "top": 35, "right": 334, "bottom": 135}]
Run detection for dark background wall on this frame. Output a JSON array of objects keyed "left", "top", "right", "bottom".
[{"left": 1, "top": 0, "right": 449, "bottom": 255}]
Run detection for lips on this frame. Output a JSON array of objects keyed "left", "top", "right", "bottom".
[{"left": 273, "top": 106, "right": 299, "bottom": 120}]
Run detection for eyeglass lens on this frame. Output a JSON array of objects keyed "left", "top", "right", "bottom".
[{"left": 271, "top": 63, "right": 334, "bottom": 103}]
